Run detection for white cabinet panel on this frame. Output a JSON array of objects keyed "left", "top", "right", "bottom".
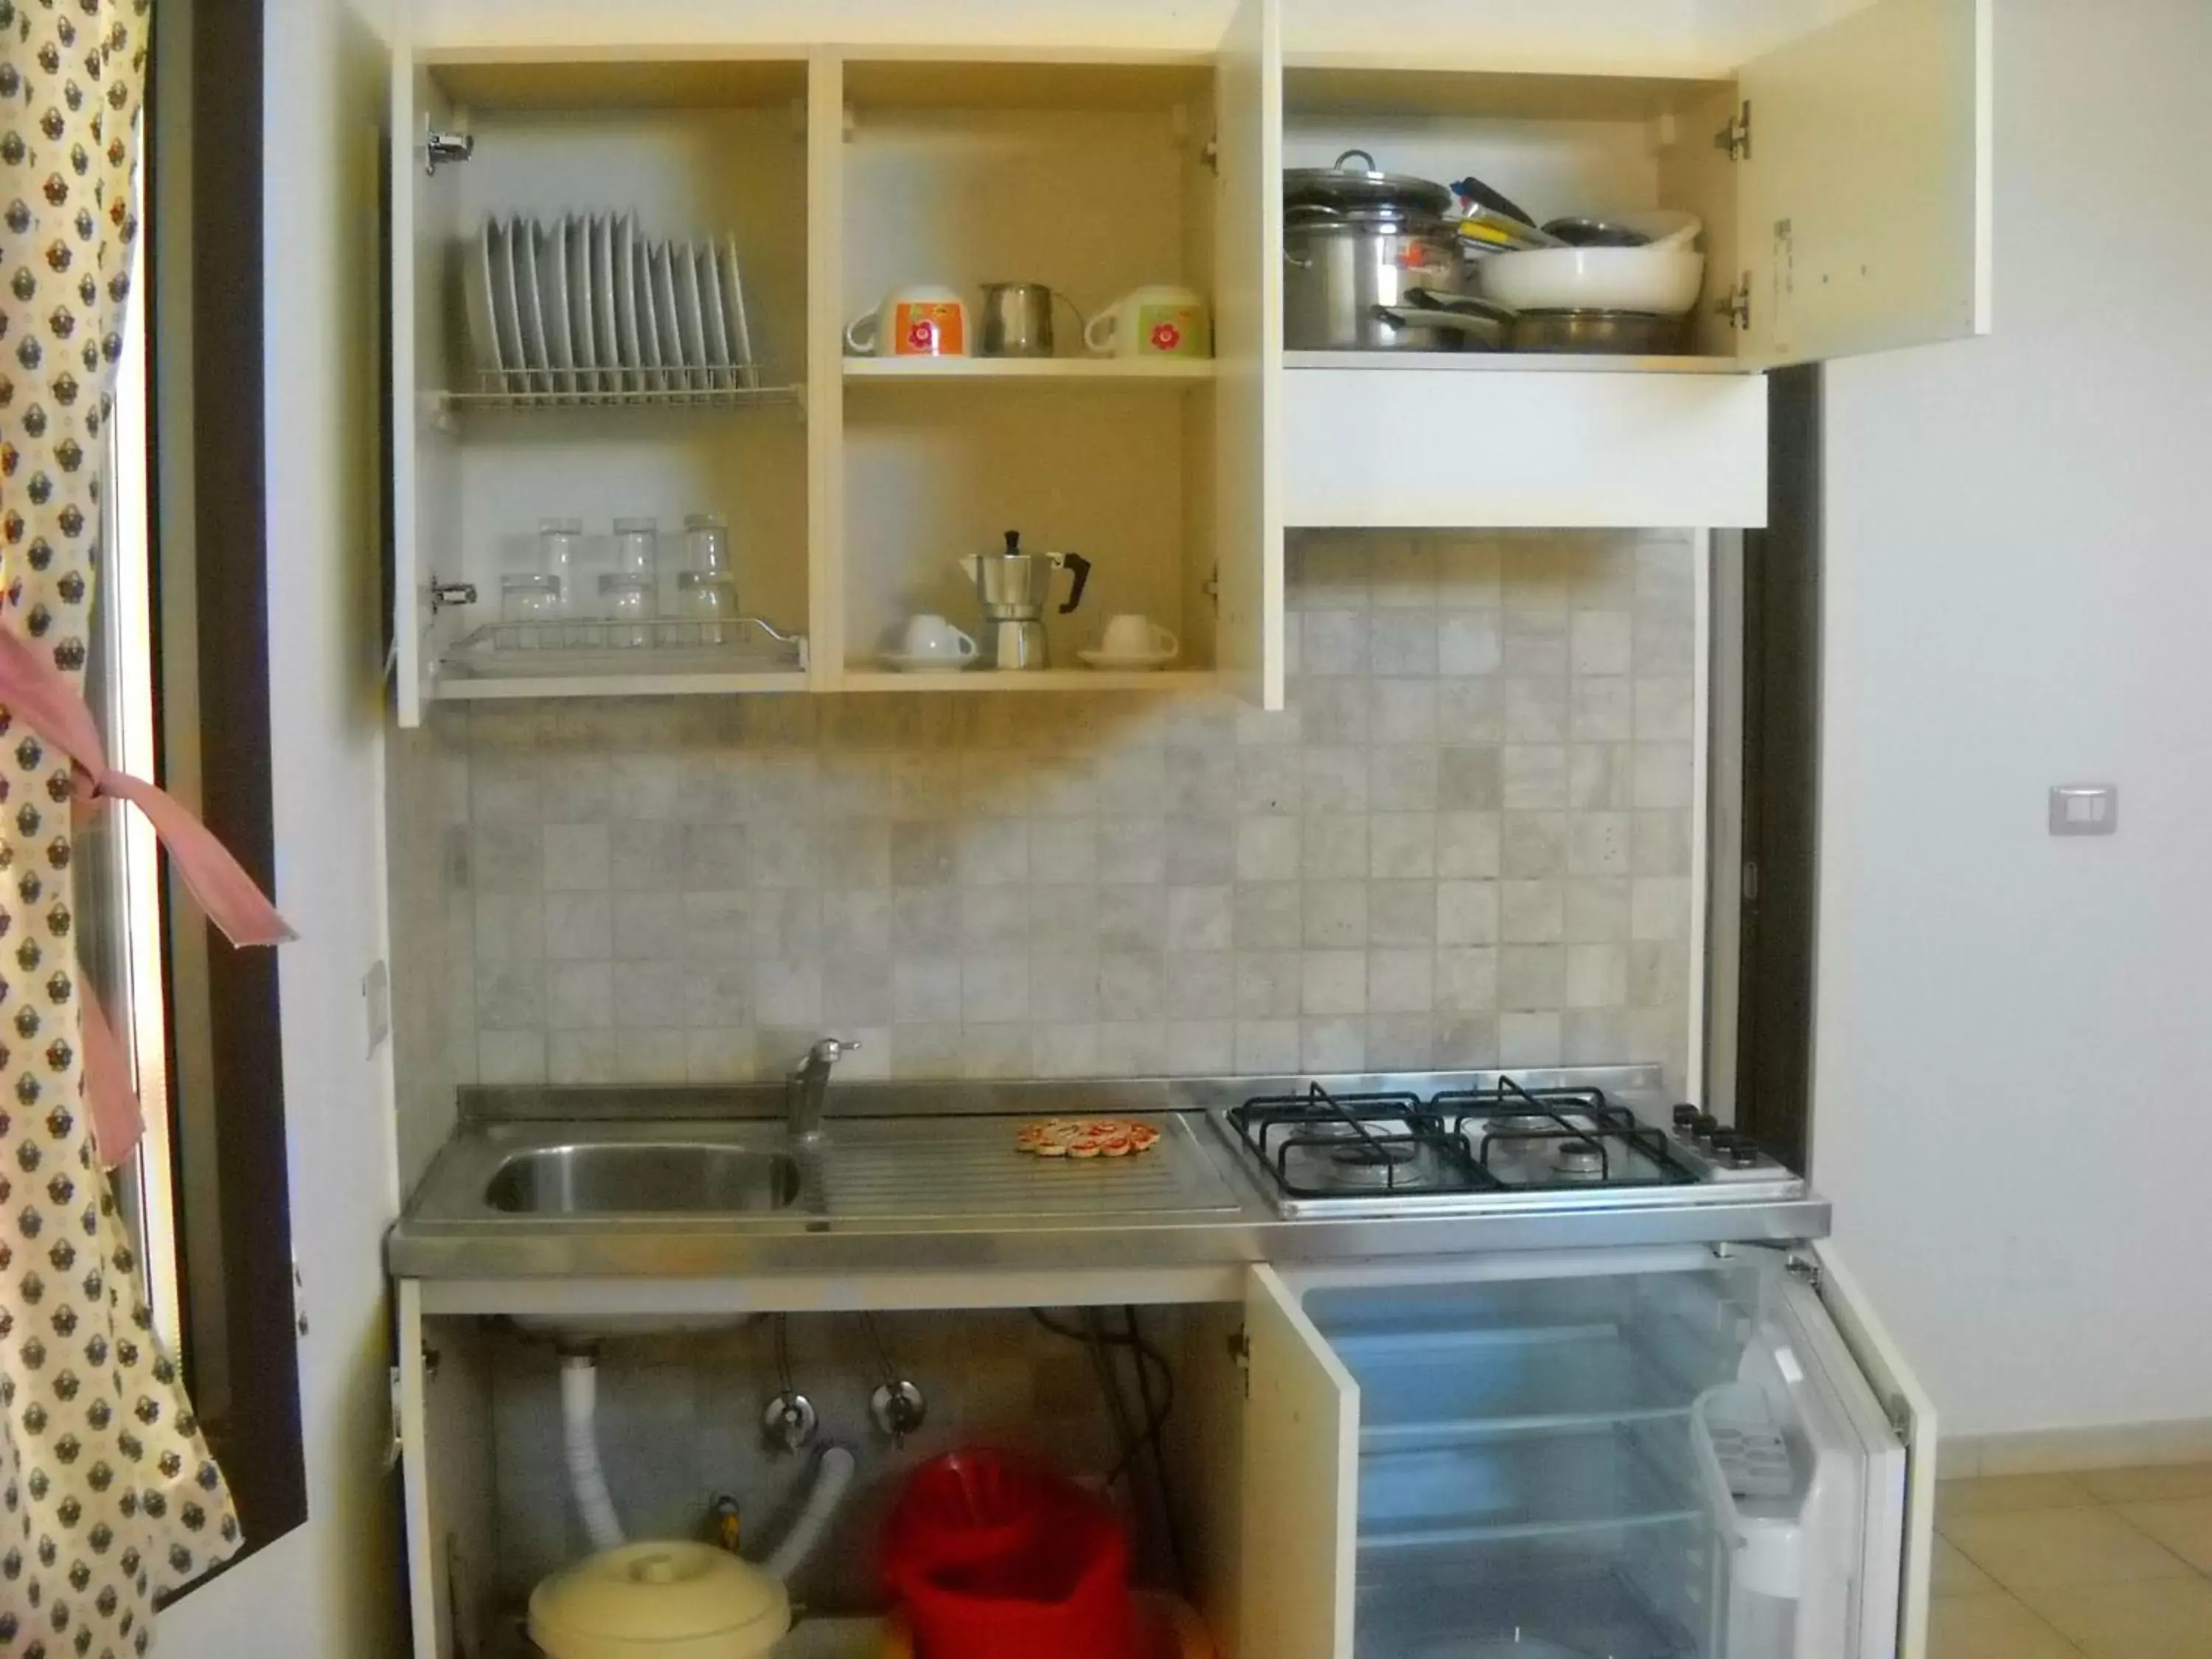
[
  {"left": 389, "top": 59, "right": 462, "bottom": 728},
  {"left": 1240, "top": 1265, "right": 1358, "bottom": 1659},
  {"left": 1212, "top": 0, "right": 1287, "bottom": 711},
  {"left": 1738, "top": 0, "right": 1992, "bottom": 364},
  {"left": 1283, "top": 365, "right": 1769, "bottom": 529}
]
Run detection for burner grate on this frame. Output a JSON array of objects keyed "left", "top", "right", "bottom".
[
  {"left": 1438, "top": 1079, "right": 1700, "bottom": 1189},
  {"left": 1226, "top": 1075, "right": 1706, "bottom": 1201},
  {"left": 1225, "top": 1082, "right": 1496, "bottom": 1200}
]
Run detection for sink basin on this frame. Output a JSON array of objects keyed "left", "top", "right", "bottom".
[{"left": 483, "top": 1143, "right": 802, "bottom": 1216}]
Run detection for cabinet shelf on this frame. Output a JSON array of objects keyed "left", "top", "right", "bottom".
[
  {"left": 1286, "top": 350, "right": 1749, "bottom": 377},
  {"left": 844, "top": 357, "right": 1215, "bottom": 385},
  {"left": 838, "top": 668, "right": 1215, "bottom": 694}
]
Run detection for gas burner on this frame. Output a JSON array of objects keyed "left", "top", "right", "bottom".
[
  {"left": 1552, "top": 1138, "right": 1606, "bottom": 1181},
  {"left": 1489, "top": 1113, "right": 1571, "bottom": 1138},
  {"left": 1307, "top": 1124, "right": 1426, "bottom": 1192}
]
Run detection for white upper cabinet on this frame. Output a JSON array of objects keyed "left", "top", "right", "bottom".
[
  {"left": 382, "top": 0, "right": 1987, "bottom": 714},
  {"left": 1274, "top": 0, "right": 1990, "bottom": 531},
  {"left": 1734, "top": 0, "right": 1992, "bottom": 365}
]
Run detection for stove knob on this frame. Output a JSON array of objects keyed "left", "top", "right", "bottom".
[
  {"left": 1708, "top": 1129, "right": 1741, "bottom": 1154},
  {"left": 1727, "top": 1140, "right": 1764, "bottom": 1169},
  {"left": 1691, "top": 1113, "right": 1720, "bottom": 1146},
  {"left": 1672, "top": 1104, "right": 1702, "bottom": 1134}
]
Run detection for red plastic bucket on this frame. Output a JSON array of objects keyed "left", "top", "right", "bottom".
[{"left": 882, "top": 1450, "right": 1133, "bottom": 1659}]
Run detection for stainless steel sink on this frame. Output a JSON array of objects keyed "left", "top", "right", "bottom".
[{"left": 483, "top": 1143, "right": 803, "bottom": 1216}]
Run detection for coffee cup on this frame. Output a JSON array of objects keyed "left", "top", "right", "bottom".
[
  {"left": 900, "top": 614, "right": 978, "bottom": 661},
  {"left": 846, "top": 285, "right": 969, "bottom": 357},
  {"left": 1084, "top": 285, "right": 1210, "bottom": 358},
  {"left": 1099, "top": 614, "right": 1180, "bottom": 659}
]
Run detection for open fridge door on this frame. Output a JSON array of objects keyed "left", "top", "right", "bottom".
[
  {"left": 1687, "top": 1247, "right": 1933, "bottom": 1659},
  {"left": 1806, "top": 1244, "right": 1938, "bottom": 1659}
]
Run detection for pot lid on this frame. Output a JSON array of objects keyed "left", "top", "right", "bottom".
[
  {"left": 1284, "top": 203, "right": 1453, "bottom": 235},
  {"left": 1283, "top": 149, "right": 1455, "bottom": 218},
  {"left": 530, "top": 1542, "right": 791, "bottom": 1655}
]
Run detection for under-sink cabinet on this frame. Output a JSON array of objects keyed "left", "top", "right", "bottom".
[
  {"left": 388, "top": 0, "right": 1988, "bottom": 717},
  {"left": 394, "top": 1244, "right": 1931, "bottom": 1659}
]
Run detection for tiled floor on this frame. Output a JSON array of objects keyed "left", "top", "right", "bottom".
[{"left": 1933, "top": 1465, "right": 2212, "bottom": 1657}]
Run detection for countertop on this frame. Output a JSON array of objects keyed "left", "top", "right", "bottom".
[{"left": 386, "top": 1072, "right": 1831, "bottom": 1301}]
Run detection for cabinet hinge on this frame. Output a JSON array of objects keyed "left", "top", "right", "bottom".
[
  {"left": 1203, "top": 565, "right": 1221, "bottom": 615},
  {"left": 430, "top": 577, "right": 480, "bottom": 613},
  {"left": 1228, "top": 1326, "right": 1251, "bottom": 1398},
  {"left": 1200, "top": 135, "right": 1220, "bottom": 175},
  {"left": 1715, "top": 276, "right": 1752, "bottom": 333},
  {"left": 422, "top": 127, "right": 476, "bottom": 176},
  {"left": 1786, "top": 1254, "right": 1823, "bottom": 1292},
  {"left": 1714, "top": 100, "right": 1752, "bottom": 161},
  {"left": 388, "top": 1366, "right": 406, "bottom": 1467}
]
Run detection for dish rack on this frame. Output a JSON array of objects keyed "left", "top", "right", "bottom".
[
  {"left": 443, "top": 613, "right": 808, "bottom": 679},
  {"left": 441, "top": 365, "right": 801, "bottom": 413}
]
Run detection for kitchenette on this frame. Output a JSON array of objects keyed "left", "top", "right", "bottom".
[{"left": 378, "top": 2, "right": 1988, "bottom": 1656}]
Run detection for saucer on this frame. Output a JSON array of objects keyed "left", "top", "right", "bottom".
[
  {"left": 1077, "top": 648, "right": 1178, "bottom": 671},
  {"left": 880, "top": 652, "right": 972, "bottom": 674}
]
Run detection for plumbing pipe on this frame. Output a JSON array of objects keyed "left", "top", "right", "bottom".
[
  {"left": 559, "top": 1352, "right": 627, "bottom": 1554},
  {"left": 762, "top": 1445, "right": 857, "bottom": 1582}
]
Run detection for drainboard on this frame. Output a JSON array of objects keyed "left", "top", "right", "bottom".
[{"left": 821, "top": 1115, "right": 1240, "bottom": 1220}]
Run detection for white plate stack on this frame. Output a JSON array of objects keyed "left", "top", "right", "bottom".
[{"left": 462, "top": 212, "right": 758, "bottom": 401}]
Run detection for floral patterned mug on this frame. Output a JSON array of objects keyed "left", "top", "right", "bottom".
[
  {"left": 846, "top": 285, "right": 970, "bottom": 356},
  {"left": 1084, "top": 285, "right": 1211, "bottom": 358}
]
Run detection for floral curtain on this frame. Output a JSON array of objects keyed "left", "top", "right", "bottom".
[{"left": 1, "top": 1, "right": 288, "bottom": 1650}]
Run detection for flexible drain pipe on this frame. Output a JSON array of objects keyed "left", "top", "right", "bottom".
[
  {"left": 559, "top": 1352, "right": 627, "bottom": 1554},
  {"left": 557, "top": 1350, "right": 855, "bottom": 1581},
  {"left": 762, "top": 1445, "right": 858, "bottom": 1582}
]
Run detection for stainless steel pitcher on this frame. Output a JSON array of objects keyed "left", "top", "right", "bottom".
[{"left": 978, "top": 282, "right": 1057, "bottom": 358}]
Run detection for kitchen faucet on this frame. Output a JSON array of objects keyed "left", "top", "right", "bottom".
[{"left": 785, "top": 1037, "right": 860, "bottom": 1145}]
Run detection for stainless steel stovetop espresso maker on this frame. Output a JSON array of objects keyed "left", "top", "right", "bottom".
[{"left": 956, "top": 530, "right": 1093, "bottom": 669}]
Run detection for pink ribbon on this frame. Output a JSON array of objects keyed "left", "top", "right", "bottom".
[{"left": 0, "top": 627, "right": 293, "bottom": 1165}]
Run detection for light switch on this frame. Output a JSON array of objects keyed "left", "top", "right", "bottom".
[{"left": 2048, "top": 785, "right": 2118, "bottom": 836}]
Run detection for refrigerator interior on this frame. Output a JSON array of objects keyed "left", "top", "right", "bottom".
[{"left": 1304, "top": 1255, "right": 1899, "bottom": 1659}]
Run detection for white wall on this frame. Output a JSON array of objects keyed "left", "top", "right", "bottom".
[
  {"left": 1815, "top": 0, "right": 2212, "bottom": 1438},
  {"left": 160, "top": 0, "right": 407, "bottom": 1651}
]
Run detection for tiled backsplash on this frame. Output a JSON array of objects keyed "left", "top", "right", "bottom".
[{"left": 417, "top": 529, "right": 1700, "bottom": 1103}]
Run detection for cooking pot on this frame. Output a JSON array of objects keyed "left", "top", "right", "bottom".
[
  {"left": 530, "top": 1541, "right": 791, "bottom": 1659},
  {"left": 1283, "top": 151, "right": 1469, "bottom": 351}
]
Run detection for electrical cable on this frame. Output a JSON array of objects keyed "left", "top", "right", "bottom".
[{"left": 1125, "top": 1305, "right": 1190, "bottom": 1594}]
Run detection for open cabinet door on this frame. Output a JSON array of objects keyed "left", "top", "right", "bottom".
[
  {"left": 1241, "top": 1267, "right": 1357, "bottom": 1659},
  {"left": 1806, "top": 1244, "right": 1939, "bottom": 1659},
  {"left": 1736, "top": 0, "right": 1992, "bottom": 366},
  {"left": 397, "top": 1282, "right": 496, "bottom": 1659},
  {"left": 1212, "top": 0, "right": 1285, "bottom": 711},
  {"left": 389, "top": 55, "right": 459, "bottom": 728}
]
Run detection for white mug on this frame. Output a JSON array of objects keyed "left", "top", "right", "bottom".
[
  {"left": 901, "top": 613, "right": 978, "bottom": 661},
  {"left": 1099, "top": 614, "right": 1180, "bottom": 659},
  {"left": 1084, "top": 285, "right": 1211, "bottom": 358},
  {"left": 846, "top": 285, "right": 970, "bottom": 357}
]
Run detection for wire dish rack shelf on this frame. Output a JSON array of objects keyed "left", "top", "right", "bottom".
[
  {"left": 442, "top": 613, "right": 808, "bottom": 679},
  {"left": 438, "top": 364, "right": 801, "bottom": 414}
]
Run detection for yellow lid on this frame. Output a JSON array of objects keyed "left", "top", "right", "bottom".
[{"left": 530, "top": 1541, "right": 790, "bottom": 1659}]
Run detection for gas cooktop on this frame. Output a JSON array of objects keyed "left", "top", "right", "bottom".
[{"left": 1214, "top": 1070, "right": 1802, "bottom": 1219}]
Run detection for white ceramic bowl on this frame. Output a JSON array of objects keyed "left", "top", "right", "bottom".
[{"left": 1475, "top": 246, "right": 1706, "bottom": 317}]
